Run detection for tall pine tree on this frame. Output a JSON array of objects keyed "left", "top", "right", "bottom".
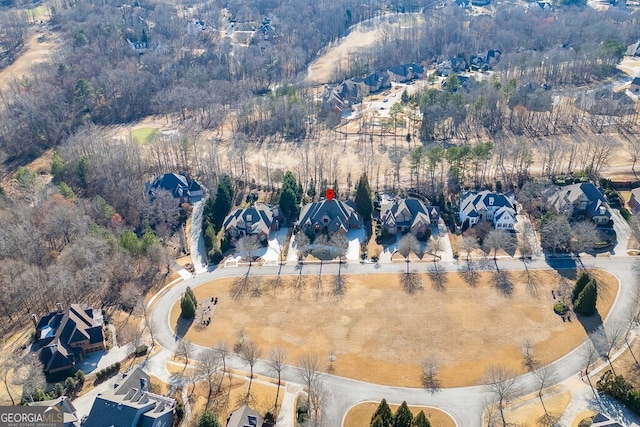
[
  {"left": 355, "top": 173, "right": 373, "bottom": 222},
  {"left": 210, "top": 175, "right": 234, "bottom": 232},
  {"left": 412, "top": 411, "right": 431, "bottom": 427},
  {"left": 394, "top": 401, "right": 413, "bottom": 427},
  {"left": 370, "top": 399, "right": 394, "bottom": 427}
]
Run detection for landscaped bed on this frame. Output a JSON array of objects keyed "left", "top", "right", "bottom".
[{"left": 169, "top": 269, "right": 618, "bottom": 388}]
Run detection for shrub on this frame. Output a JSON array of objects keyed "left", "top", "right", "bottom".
[
  {"left": 553, "top": 302, "right": 568, "bottom": 314},
  {"left": 74, "top": 370, "right": 85, "bottom": 384},
  {"left": 620, "top": 207, "right": 632, "bottom": 222},
  {"left": 574, "top": 280, "right": 597, "bottom": 316},
  {"left": 135, "top": 345, "right": 148, "bottom": 356},
  {"left": 180, "top": 294, "right": 196, "bottom": 319},
  {"left": 572, "top": 272, "right": 591, "bottom": 303}
]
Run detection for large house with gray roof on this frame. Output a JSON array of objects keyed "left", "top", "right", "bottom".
[
  {"left": 548, "top": 182, "right": 611, "bottom": 225},
  {"left": 379, "top": 198, "right": 439, "bottom": 238},
  {"left": 28, "top": 396, "right": 80, "bottom": 427},
  {"left": 146, "top": 173, "right": 203, "bottom": 205},
  {"left": 298, "top": 199, "right": 361, "bottom": 235},
  {"left": 224, "top": 204, "right": 280, "bottom": 241},
  {"left": 34, "top": 303, "right": 105, "bottom": 375},
  {"left": 459, "top": 190, "right": 517, "bottom": 230},
  {"left": 83, "top": 367, "right": 174, "bottom": 427}
]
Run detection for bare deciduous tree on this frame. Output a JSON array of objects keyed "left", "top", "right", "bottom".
[
  {"left": 483, "top": 365, "right": 519, "bottom": 427},
  {"left": 268, "top": 347, "right": 288, "bottom": 415},
  {"left": 421, "top": 358, "right": 442, "bottom": 392},
  {"left": 484, "top": 229, "right": 515, "bottom": 261},
  {"left": 197, "top": 348, "right": 221, "bottom": 408},
  {"left": 175, "top": 338, "right": 195, "bottom": 373},
  {"left": 215, "top": 341, "right": 230, "bottom": 393},
  {"left": 13, "top": 354, "right": 45, "bottom": 403},
  {"left": 521, "top": 338, "right": 538, "bottom": 371},
  {"left": 240, "top": 340, "right": 262, "bottom": 398},
  {"left": 532, "top": 364, "right": 558, "bottom": 416},
  {"left": 397, "top": 233, "right": 421, "bottom": 273},
  {"left": 297, "top": 353, "right": 321, "bottom": 416}
]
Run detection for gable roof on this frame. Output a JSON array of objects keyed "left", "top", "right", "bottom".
[
  {"left": 387, "top": 63, "right": 424, "bottom": 78},
  {"left": 460, "top": 190, "right": 514, "bottom": 215},
  {"left": 147, "top": 173, "right": 203, "bottom": 202},
  {"left": 549, "top": 182, "right": 610, "bottom": 219},
  {"left": 35, "top": 304, "right": 104, "bottom": 373},
  {"left": 227, "top": 405, "right": 263, "bottom": 427},
  {"left": 84, "top": 387, "right": 174, "bottom": 427},
  {"left": 28, "top": 396, "right": 79, "bottom": 426},
  {"left": 298, "top": 199, "right": 360, "bottom": 233},
  {"left": 632, "top": 77, "right": 640, "bottom": 86},
  {"left": 113, "top": 367, "right": 151, "bottom": 395},
  {"left": 380, "top": 198, "right": 432, "bottom": 229},
  {"left": 224, "top": 204, "right": 274, "bottom": 236}
]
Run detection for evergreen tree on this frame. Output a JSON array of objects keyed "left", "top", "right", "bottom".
[
  {"left": 370, "top": 399, "right": 394, "bottom": 427},
  {"left": 307, "top": 179, "right": 316, "bottom": 199},
  {"left": 574, "top": 280, "right": 598, "bottom": 316},
  {"left": 355, "top": 173, "right": 373, "bottom": 222},
  {"left": 412, "top": 411, "right": 431, "bottom": 427},
  {"left": 211, "top": 175, "right": 234, "bottom": 231},
  {"left": 279, "top": 171, "right": 300, "bottom": 220},
  {"left": 394, "top": 401, "right": 413, "bottom": 427},
  {"left": 196, "top": 411, "right": 221, "bottom": 427},
  {"left": 76, "top": 156, "right": 89, "bottom": 188},
  {"left": 180, "top": 294, "right": 196, "bottom": 319},
  {"left": 572, "top": 272, "right": 591, "bottom": 303},
  {"left": 371, "top": 416, "right": 386, "bottom": 427},
  {"left": 279, "top": 187, "right": 298, "bottom": 220},
  {"left": 185, "top": 286, "right": 197, "bottom": 308},
  {"left": 51, "top": 151, "right": 66, "bottom": 182}
]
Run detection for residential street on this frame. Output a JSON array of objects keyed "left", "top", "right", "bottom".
[{"left": 146, "top": 253, "right": 640, "bottom": 427}]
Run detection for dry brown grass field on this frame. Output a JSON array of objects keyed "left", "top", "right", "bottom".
[{"left": 169, "top": 269, "right": 618, "bottom": 388}]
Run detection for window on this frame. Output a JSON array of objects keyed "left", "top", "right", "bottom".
[
  {"left": 246, "top": 214, "right": 252, "bottom": 221},
  {"left": 488, "top": 197, "right": 494, "bottom": 205}
]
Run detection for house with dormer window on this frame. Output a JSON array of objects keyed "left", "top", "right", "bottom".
[
  {"left": 298, "top": 199, "right": 361, "bottom": 235},
  {"left": 379, "top": 198, "right": 439, "bottom": 238},
  {"left": 459, "top": 190, "right": 517, "bottom": 229},
  {"left": 548, "top": 182, "right": 611, "bottom": 225},
  {"left": 224, "top": 204, "right": 280, "bottom": 241}
]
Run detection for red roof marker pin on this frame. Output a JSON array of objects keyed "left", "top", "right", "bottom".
[{"left": 325, "top": 188, "right": 335, "bottom": 201}]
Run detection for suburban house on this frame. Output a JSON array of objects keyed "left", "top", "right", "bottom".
[
  {"left": 353, "top": 71, "right": 391, "bottom": 93},
  {"left": 437, "top": 57, "right": 468, "bottom": 76},
  {"left": 323, "top": 63, "right": 424, "bottom": 113},
  {"left": 34, "top": 303, "right": 105, "bottom": 375},
  {"left": 226, "top": 405, "right": 265, "bottom": 427},
  {"left": 146, "top": 173, "right": 203, "bottom": 205},
  {"left": 459, "top": 190, "right": 517, "bottom": 230},
  {"left": 379, "top": 198, "right": 439, "bottom": 238},
  {"left": 298, "top": 199, "right": 361, "bottom": 235},
  {"left": 387, "top": 63, "right": 425, "bottom": 82},
  {"left": 631, "top": 77, "right": 640, "bottom": 95},
  {"left": 626, "top": 40, "right": 640, "bottom": 57},
  {"left": 28, "top": 396, "right": 80, "bottom": 427},
  {"left": 470, "top": 50, "right": 501, "bottom": 70},
  {"left": 83, "top": 367, "right": 174, "bottom": 427},
  {"left": 629, "top": 188, "right": 640, "bottom": 213},
  {"left": 223, "top": 204, "right": 280, "bottom": 241},
  {"left": 548, "top": 182, "right": 611, "bottom": 225}
]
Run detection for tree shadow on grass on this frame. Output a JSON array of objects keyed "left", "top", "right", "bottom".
[
  {"left": 459, "top": 261, "right": 480, "bottom": 287},
  {"left": 175, "top": 316, "right": 194, "bottom": 340},
  {"left": 492, "top": 270, "right": 514, "bottom": 297},
  {"left": 427, "top": 264, "right": 447, "bottom": 292}
]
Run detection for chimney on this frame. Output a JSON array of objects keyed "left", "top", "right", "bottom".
[
  {"left": 31, "top": 314, "right": 37, "bottom": 327},
  {"left": 55, "top": 302, "right": 63, "bottom": 314}
]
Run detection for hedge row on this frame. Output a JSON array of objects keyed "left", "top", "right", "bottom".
[{"left": 96, "top": 362, "right": 121, "bottom": 380}]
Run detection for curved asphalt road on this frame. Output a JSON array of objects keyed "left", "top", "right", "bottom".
[{"left": 150, "top": 256, "right": 639, "bottom": 426}]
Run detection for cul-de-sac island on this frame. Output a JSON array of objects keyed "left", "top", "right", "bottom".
[{"left": 1, "top": 0, "right": 640, "bottom": 426}]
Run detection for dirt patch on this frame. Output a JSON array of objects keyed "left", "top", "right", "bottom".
[
  {"left": 344, "top": 402, "right": 455, "bottom": 427},
  {"left": 169, "top": 269, "right": 618, "bottom": 388}
]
